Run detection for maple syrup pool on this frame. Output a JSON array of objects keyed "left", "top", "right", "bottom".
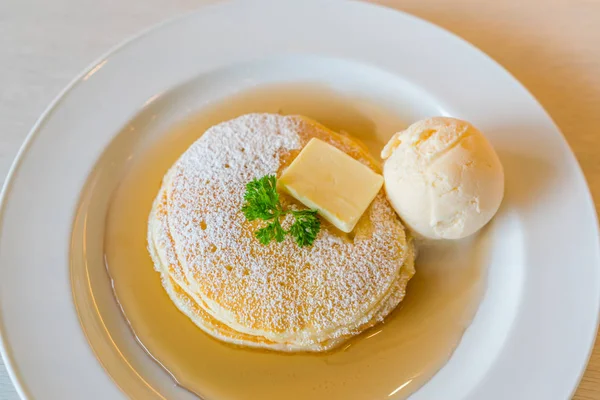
[{"left": 77, "top": 83, "right": 488, "bottom": 400}]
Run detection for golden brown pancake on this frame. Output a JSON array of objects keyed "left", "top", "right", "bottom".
[{"left": 148, "top": 114, "right": 415, "bottom": 351}]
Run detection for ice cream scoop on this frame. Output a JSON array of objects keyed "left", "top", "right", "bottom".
[{"left": 381, "top": 117, "right": 504, "bottom": 240}]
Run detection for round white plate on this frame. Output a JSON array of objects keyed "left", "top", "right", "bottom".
[{"left": 0, "top": 1, "right": 598, "bottom": 399}]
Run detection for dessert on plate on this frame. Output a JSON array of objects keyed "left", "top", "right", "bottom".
[
  {"left": 147, "top": 113, "right": 416, "bottom": 352},
  {"left": 382, "top": 117, "right": 504, "bottom": 240}
]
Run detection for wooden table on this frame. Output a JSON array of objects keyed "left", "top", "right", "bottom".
[{"left": 1, "top": 0, "right": 599, "bottom": 398}]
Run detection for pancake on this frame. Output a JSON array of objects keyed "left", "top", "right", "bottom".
[{"left": 148, "top": 113, "right": 415, "bottom": 351}]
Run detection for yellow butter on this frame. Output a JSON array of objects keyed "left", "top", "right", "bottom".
[{"left": 279, "top": 138, "right": 384, "bottom": 233}]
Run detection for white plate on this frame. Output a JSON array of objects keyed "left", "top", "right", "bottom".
[{"left": 0, "top": 1, "right": 599, "bottom": 399}]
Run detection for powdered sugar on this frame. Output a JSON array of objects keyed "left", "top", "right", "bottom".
[{"left": 151, "top": 114, "right": 413, "bottom": 344}]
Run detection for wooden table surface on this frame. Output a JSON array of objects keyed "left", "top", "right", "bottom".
[{"left": 1, "top": 0, "right": 599, "bottom": 398}]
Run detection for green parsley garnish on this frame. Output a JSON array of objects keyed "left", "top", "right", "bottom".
[{"left": 242, "top": 175, "right": 321, "bottom": 247}]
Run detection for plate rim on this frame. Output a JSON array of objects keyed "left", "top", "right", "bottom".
[{"left": 0, "top": 5, "right": 215, "bottom": 399}]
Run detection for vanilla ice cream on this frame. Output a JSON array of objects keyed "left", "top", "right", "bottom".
[{"left": 381, "top": 117, "right": 504, "bottom": 240}]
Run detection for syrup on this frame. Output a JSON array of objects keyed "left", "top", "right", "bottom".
[{"left": 104, "top": 84, "right": 485, "bottom": 399}]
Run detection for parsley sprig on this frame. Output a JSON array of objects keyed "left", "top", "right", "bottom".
[{"left": 242, "top": 175, "right": 321, "bottom": 247}]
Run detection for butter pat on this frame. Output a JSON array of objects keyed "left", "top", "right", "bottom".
[{"left": 279, "top": 138, "right": 384, "bottom": 233}]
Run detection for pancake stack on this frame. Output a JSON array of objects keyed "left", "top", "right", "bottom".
[{"left": 147, "top": 114, "right": 415, "bottom": 352}]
